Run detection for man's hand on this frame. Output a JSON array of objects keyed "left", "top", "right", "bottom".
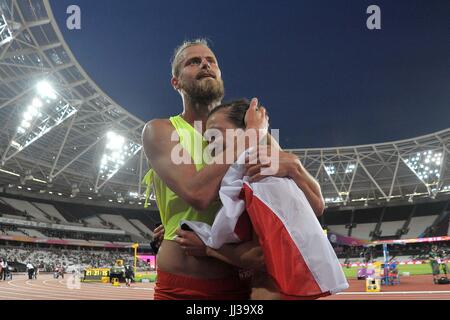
[
  {"left": 152, "top": 224, "right": 164, "bottom": 247},
  {"left": 174, "top": 228, "right": 208, "bottom": 257},
  {"left": 245, "top": 146, "right": 298, "bottom": 183}
]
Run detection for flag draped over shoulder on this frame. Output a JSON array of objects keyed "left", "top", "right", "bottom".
[{"left": 181, "top": 151, "right": 349, "bottom": 298}]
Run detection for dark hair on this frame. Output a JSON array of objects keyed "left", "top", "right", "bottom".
[{"left": 208, "top": 99, "right": 250, "bottom": 129}]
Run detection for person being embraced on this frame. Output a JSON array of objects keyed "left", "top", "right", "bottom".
[{"left": 173, "top": 99, "right": 349, "bottom": 300}]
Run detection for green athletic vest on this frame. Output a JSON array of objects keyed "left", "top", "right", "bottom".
[{"left": 143, "top": 115, "right": 220, "bottom": 240}]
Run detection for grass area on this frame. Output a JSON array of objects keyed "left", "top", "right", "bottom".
[
  {"left": 135, "top": 272, "right": 157, "bottom": 282},
  {"left": 342, "top": 263, "right": 450, "bottom": 279}
]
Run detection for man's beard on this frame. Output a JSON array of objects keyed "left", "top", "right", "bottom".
[{"left": 180, "top": 77, "right": 225, "bottom": 106}]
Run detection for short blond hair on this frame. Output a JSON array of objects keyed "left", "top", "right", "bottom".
[{"left": 171, "top": 39, "right": 210, "bottom": 77}]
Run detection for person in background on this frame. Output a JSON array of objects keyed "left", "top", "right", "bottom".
[
  {"left": 0, "top": 259, "right": 8, "bottom": 281},
  {"left": 125, "top": 265, "right": 134, "bottom": 287},
  {"left": 34, "top": 263, "right": 39, "bottom": 279},
  {"left": 26, "top": 262, "right": 34, "bottom": 280}
]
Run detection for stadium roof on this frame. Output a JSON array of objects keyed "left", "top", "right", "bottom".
[{"left": 0, "top": 0, "right": 449, "bottom": 208}]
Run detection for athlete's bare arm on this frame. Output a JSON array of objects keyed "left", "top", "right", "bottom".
[{"left": 175, "top": 228, "right": 264, "bottom": 270}]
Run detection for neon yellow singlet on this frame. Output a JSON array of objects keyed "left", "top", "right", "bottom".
[{"left": 143, "top": 115, "right": 221, "bottom": 240}]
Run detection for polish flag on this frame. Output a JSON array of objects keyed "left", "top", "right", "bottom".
[{"left": 182, "top": 152, "right": 349, "bottom": 298}]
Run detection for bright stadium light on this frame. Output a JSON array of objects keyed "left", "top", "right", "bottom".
[
  {"left": 325, "top": 165, "right": 336, "bottom": 175},
  {"left": 95, "top": 132, "right": 142, "bottom": 191},
  {"left": 345, "top": 164, "right": 356, "bottom": 174},
  {"left": 129, "top": 191, "right": 140, "bottom": 198},
  {"left": 2, "top": 80, "right": 77, "bottom": 164},
  {"left": 403, "top": 150, "right": 443, "bottom": 187},
  {"left": 71, "top": 184, "right": 80, "bottom": 198},
  {"left": 325, "top": 196, "right": 343, "bottom": 204},
  {"left": 36, "top": 81, "right": 57, "bottom": 101}
]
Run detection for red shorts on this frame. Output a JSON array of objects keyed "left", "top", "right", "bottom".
[
  {"left": 154, "top": 270, "right": 251, "bottom": 300},
  {"left": 281, "top": 291, "right": 331, "bottom": 300}
]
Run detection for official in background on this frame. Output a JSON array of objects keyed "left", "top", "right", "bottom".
[{"left": 26, "top": 262, "right": 34, "bottom": 280}]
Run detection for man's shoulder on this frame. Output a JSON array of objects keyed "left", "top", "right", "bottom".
[
  {"left": 144, "top": 118, "right": 173, "bottom": 132},
  {"left": 143, "top": 118, "right": 175, "bottom": 140}
]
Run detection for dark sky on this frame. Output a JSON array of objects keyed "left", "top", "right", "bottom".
[{"left": 50, "top": 0, "right": 450, "bottom": 149}]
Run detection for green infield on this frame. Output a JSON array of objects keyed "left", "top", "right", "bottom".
[
  {"left": 135, "top": 272, "right": 157, "bottom": 282},
  {"left": 342, "top": 263, "right": 450, "bottom": 279}
]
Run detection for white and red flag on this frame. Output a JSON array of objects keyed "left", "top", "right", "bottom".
[{"left": 182, "top": 152, "right": 349, "bottom": 298}]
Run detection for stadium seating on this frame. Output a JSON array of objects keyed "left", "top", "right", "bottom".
[
  {"left": 379, "top": 220, "right": 405, "bottom": 237},
  {"left": 1, "top": 197, "right": 52, "bottom": 223},
  {"left": 328, "top": 225, "right": 348, "bottom": 236},
  {"left": 401, "top": 215, "right": 439, "bottom": 239},
  {"left": 0, "top": 247, "right": 150, "bottom": 272},
  {"left": 0, "top": 200, "right": 23, "bottom": 216},
  {"left": 6, "top": 230, "right": 28, "bottom": 237},
  {"left": 83, "top": 215, "right": 108, "bottom": 228},
  {"left": 351, "top": 223, "right": 377, "bottom": 240},
  {"left": 18, "top": 228, "right": 48, "bottom": 238},
  {"left": 99, "top": 214, "right": 143, "bottom": 238},
  {"left": 32, "top": 202, "right": 68, "bottom": 223},
  {"left": 130, "top": 219, "right": 154, "bottom": 236}
]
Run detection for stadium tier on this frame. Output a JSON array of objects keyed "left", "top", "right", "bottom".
[{"left": 0, "top": 194, "right": 159, "bottom": 247}]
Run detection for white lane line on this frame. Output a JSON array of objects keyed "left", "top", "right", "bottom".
[
  {"left": 39, "top": 278, "right": 153, "bottom": 299},
  {"left": 31, "top": 280, "right": 149, "bottom": 299},
  {"left": 3, "top": 276, "right": 153, "bottom": 300},
  {"left": 6, "top": 279, "right": 75, "bottom": 300},
  {"left": 46, "top": 279, "right": 154, "bottom": 295},
  {"left": 337, "top": 290, "right": 450, "bottom": 295}
]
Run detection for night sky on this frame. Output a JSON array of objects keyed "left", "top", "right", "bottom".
[{"left": 50, "top": 0, "right": 450, "bottom": 149}]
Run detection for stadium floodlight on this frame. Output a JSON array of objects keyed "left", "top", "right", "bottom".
[
  {"left": 403, "top": 150, "right": 443, "bottom": 188},
  {"left": 345, "top": 164, "right": 356, "bottom": 174},
  {"left": 325, "top": 165, "right": 336, "bottom": 175},
  {"left": 36, "top": 81, "right": 57, "bottom": 101},
  {"left": 129, "top": 191, "right": 140, "bottom": 199},
  {"left": 1, "top": 80, "right": 77, "bottom": 164},
  {"left": 324, "top": 196, "right": 343, "bottom": 204},
  {"left": 71, "top": 184, "right": 80, "bottom": 198},
  {"left": 0, "top": 168, "right": 20, "bottom": 177},
  {"left": 95, "top": 131, "right": 142, "bottom": 191},
  {"left": 0, "top": 14, "right": 13, "bottom": 46}
]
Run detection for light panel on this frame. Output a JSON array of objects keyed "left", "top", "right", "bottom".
[
  {"left": 95, "top": 131, "right": 142, "bottom": 190},
  {"left": 2, "top": 81, "right": 77, "bottom": 163},
  {"left": 325, "top": 165, "right": 336, "bottom": 175},
  {"left": 345, "top": 164, "right": 356, "bottom": 174},
  {"left": 325, "top": 196, "right": 343, "bottom": 204},
  {"left": 403, "top": 150, "right": 443, "bottom": 187}
]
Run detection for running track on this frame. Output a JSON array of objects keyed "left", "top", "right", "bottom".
[
  {"left": 321, "top": 275, "right": 450, "bottom": 300},
  {"left": 0, "top": 274, "right": 154, "bottom": 300},
  {"left": 1, "top": 274, "right": 449, "bottom": 300}
]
